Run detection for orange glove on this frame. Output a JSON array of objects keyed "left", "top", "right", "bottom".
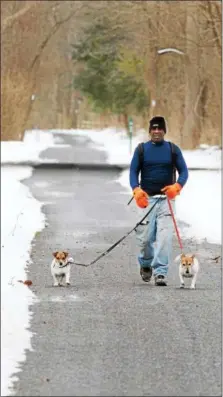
[
  {"left": 161, "top": 183, "right": 182, "bottom": 199},
  {"left": 133, "top": 187, "right": 149, "bottom": 208}
]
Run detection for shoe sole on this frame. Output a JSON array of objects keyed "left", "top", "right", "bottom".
[
  {"left": 155, "top": 279, "right": 167, "bottom": 286},
  {"left": 141, "top": 276, "right": 151, "bottom": 282},
  {"left": 140, "top": 268, "right": 152, "bottom": 283}
]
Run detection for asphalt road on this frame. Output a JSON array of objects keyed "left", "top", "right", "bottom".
[{"left": 10, "top": 133, "right": 221, "bottom": 396}]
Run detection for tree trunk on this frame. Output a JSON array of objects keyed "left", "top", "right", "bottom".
[
  {"left": 181, "top": 4, "right": 202, "bottom": 149},
  {"left": 123, "top": 113, "right": 129, "bottom": 133}
]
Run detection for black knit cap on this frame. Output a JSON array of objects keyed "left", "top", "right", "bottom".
[{"left": 149, "top": 116, "right": 167, "bottom": 134}]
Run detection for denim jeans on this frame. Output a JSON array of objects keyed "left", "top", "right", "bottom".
[{"left": 134, "top": 197, "right": 175, "bottom": 276}]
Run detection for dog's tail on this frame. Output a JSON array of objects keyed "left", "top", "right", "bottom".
[
  {"left": 174, "top": 254, "right": 182, "bottom": 263},
  {"left": 67, "top": 257, "right": 74, "bottom": 264}
]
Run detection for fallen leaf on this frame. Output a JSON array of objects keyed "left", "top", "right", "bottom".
[
  {"left": 17, "top": 280, "right": 33, "bottom": 286},
  {"left": 24, "top": 280, "right": 33, "bottom": 286}
]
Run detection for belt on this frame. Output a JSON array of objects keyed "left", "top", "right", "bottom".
[{"left": 150, "top": 194, "right": 166, "bottom": 198}]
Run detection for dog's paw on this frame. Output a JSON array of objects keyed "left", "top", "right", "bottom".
[
  {"left": 66, "top": 282, "right": 70, "bottom": 286},
  {"left": 180, "top": 283, "right": 185, "bottom": 289},
  {"left": 190, "top": 285, "right": 196, "bottom": 289},
  {"left": 53, "top": 283, "right": 59, "bottom": 287}
]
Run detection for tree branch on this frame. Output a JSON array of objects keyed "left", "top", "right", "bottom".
[
  {"left": 23, "top": 3, "right": 85, "bottom": 131},
  {"left": 2, "top": 2, "right": 37, "bottom": 32},
  {"left": 29, "top": 4, "right": 85, "bottom": 72}
]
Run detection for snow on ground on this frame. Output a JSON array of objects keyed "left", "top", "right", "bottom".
[
  {"left": 1, "top": 131, "right": 56, "bottom": 396},
  {"left": 47, "top": 127, "right": 221, "bottom": 170},
  {"left": 1, "top": 127, "right": 221, "bottom": 395}
]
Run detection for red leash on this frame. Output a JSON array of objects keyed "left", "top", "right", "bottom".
[{"left": 167, "top": 198, "right": 183, "bottom": 251}]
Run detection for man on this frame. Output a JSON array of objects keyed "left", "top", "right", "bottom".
[{"left": 129, "top": 116, "right": 188, "bottom": 286}]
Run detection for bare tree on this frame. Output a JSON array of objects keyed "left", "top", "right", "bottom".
[
  {"left": 1, "top": 0, "right": 221, "bottom": 147},
  {"left": 1, "top": 1, "right": 89, "bottom": 140}
]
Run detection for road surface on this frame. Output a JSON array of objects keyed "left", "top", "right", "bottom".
[{"left": 10, "top": 133, "right": 221, "bottom": 396}]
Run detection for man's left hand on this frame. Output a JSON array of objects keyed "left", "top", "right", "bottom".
[{"left": 161, "top": 183, "right": 182, "bottom": 199}]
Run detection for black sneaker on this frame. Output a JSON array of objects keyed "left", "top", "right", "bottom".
[
  {"left": 140, "top": 266, "right": 152, "bottom": 282},
  {"left": 154, "top": 275, "right": 167, "bottom": 286}
]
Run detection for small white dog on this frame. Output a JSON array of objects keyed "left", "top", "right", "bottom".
[
  {"left": 51, "top": 251, "right": 74, "bottom": 286},
  {"left": 175, "top": 253, "right": 200, "bottom": 289}
]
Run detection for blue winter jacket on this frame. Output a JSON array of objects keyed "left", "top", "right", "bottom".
[{"left": 129, "top": 140, "right": 188, "bottom": 196}]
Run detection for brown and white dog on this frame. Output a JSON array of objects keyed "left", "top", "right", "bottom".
[
  {"left": 175, "top": 253, "right": 200, "bottom": 289},
  {"left": 51, "top": 251, "right": 74, "bottom": 286}
]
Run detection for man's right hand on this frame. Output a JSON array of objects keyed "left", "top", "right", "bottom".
[{"left": 133, "top": 187, "right": 149, "bottom": 208}]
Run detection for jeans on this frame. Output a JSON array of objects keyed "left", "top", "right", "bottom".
[{"left": 134, "top": 197, "right": 175, "bottom": 276}]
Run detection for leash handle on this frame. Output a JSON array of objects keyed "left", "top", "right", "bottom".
[
  {"left": 167, "top": 198, "right": 183, "bottom": 251},
  {"left": 134, "top": 196, "right": 161, "bottom": 229}
]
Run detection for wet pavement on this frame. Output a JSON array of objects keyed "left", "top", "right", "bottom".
[{"left": 9, "top": 132, "right": 222, "bottom": 396}]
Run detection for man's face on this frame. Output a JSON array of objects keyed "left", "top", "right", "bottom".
[{"left": 149, "top": 127, "right": 165, "bottom": 142}]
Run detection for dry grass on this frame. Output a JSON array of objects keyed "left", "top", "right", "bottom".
[{"left": 1, "top": 71, "right": 33, "bottom": 141}]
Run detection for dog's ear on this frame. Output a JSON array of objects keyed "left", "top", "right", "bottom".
[
  {"left": 181, "top": 253, "right": 186, "bottom": 259},
  {"left": 63, "top": 251, "right": 69, "bottom": 258},
  {"left": 53, "top": 251, "right": 58, "bottom": 257},
  {"left": 191, "top": 254, "right": 195, "bottom": 259}
]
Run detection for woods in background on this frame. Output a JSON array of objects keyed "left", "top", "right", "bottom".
[{"left": 1, "top": 0, "right": 221, "bottom": 148}]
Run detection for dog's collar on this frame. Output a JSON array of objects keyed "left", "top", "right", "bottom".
[
  {"left": 54, "top": 260, "right": 72, "bottom": 268},
  {"left": 58, "top": 263, "right": 69, "bottom": 268}
]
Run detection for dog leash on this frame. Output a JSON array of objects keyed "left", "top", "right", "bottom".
[
  {"left": 129, "top": 194, "right": 183, "bottom": 252},
  {"left": 127, "top": 195, "right": 134, "bottom": 205},
  {"left": 73, "top": 196, "right": 162, "bottom": 267},
  {"left": 167, "top": 198, "right": 183, "bottom": 252}
]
